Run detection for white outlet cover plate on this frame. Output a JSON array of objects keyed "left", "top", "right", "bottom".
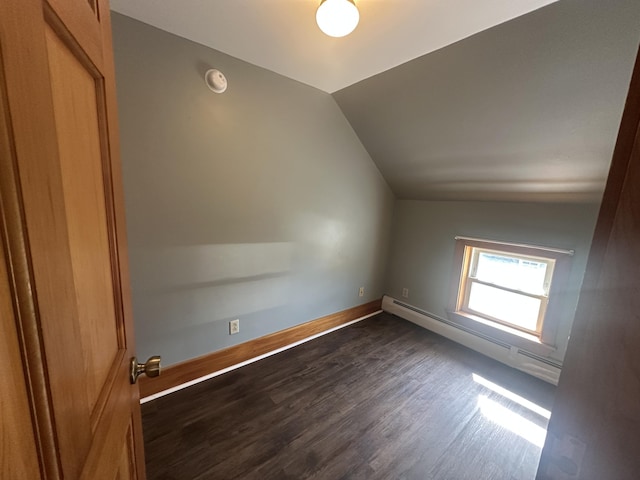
[{"left": 229, "top": 319, "right": 240, "bottom": 334}]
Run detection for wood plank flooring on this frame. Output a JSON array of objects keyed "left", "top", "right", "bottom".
[{"left": 141, "top": 313, "right": 555, "bottom": 480}]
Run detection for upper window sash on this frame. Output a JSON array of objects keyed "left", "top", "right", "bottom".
[{"left": 467, "top": 247, "right": 556, "bottom": 297}]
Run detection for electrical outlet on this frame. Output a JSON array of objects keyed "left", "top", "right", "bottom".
[
  {"left": 359, "top": 286, "right": 364, "bottom": 297},
  {"left": 402, "top": 288, "right": 409, "bottom": 298},
  {"left": 229, "top": 319, "right": 240, "bottom": 335}
]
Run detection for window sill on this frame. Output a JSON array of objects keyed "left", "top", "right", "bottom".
[{"left": 446, "top": 310, "right": 557, "bottom": 358}]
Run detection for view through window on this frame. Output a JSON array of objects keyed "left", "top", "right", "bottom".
[
  {"left": 450, "top": 238, "right": 572, "bottom": 343},
  {"left": 463, "top": 248, "right": 555, "bottom": 335}
]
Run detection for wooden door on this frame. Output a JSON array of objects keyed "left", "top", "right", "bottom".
[
  {"left": 537, "top": 46, "right": 640, "bottom": 479},
  {"left": 0, "top": 0, "right": 146, "bottom": 478}
]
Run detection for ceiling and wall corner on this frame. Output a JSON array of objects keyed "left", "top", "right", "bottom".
[
  {"left": 110, "top": 0, "right": 640, "bottom": 204},
  {"left": 110, "top": 13, "right": 395, "bottom": 366},
  {"left": 109, "top": 0, "right": 559, "bottom": 94},
  {"left": 108, "top": 0, "right": 639, "bottom": 385}
]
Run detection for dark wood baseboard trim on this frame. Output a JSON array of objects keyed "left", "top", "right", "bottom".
[{"left": 139, "top": 299, "right": 382, "bottom": 398}]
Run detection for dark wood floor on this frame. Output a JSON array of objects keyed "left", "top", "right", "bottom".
[{"left": 141, "top": 313, "right": 555, "bottom": 480}]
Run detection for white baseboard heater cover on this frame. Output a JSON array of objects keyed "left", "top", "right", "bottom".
[{"left": 382, "top": 295, "right": 561, "bottom": 385}]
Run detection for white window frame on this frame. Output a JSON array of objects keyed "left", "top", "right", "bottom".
[
  {"left": 448, "top": 237, "right": 573, "bottom": 348},
  {"left": 460, "top": 247, "right": 556, "bottom": 336}
]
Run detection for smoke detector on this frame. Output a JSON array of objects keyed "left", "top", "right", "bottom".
[{"left": 205, "top": 69, "right": 227, "bottom": 93}]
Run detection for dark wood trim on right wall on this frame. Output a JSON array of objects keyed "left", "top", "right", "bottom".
[
  {"left": 537, "top": 44, "right": 640, "bottom": 480},
  {"left": 580, "top": 46, "right": 640, "bottom": 294}
]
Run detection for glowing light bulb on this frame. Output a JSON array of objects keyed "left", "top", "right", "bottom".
[{"left": 316, "top": 0, "right": 360, "bottom": 38}]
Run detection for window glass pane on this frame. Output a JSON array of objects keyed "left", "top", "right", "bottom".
[
  {"left": 467, "top": 282, "right": 540, "bottom": 332},
  {"left": 474, "top": 250, "right": 550, "bottom": 295}
]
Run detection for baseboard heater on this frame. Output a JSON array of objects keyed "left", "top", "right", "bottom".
[{"left": 382, "top": 295, "right": 561, "bottom": 385}]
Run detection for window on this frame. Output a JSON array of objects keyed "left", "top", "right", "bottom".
[{"left": 449, "top": 237, "right": 572, "bottom": 347}]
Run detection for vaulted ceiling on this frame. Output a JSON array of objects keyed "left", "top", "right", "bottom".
[
  {"left": 110, "top": 0, "right": 640, "bottom": 203},
  {"left": 109, "top": 0, "right": 558, "bottom": 93}
]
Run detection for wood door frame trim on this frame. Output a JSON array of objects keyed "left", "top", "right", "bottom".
[{"left": 139, "top": 299, "right": 383, "bottom": 399}]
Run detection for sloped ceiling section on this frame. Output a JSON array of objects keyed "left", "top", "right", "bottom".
[{"left": 333, "top": 0, "right": 640, "bottom": 203}]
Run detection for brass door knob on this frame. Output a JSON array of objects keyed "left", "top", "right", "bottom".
[{"left": 130, "top": 356, "right": 161, "bottom": 384}]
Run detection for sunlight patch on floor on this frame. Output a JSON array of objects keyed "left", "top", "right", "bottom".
[
  {"left": 473, "top": 373, "right": 551, "bottom": 419},
  {"left": 477, "top": 395, "right": 548, "bottom": 447}
]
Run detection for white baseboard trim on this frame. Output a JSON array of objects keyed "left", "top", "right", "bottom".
[
  {"left": 382, "top": 295, "right": 561, "bottom": 385},
  {"left": 140, "top": 310, "right": 381, "bottom": 404}
]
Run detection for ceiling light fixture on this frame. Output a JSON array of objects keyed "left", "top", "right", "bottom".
[{"left": 316, "top": 0, "right": 360, "bottom": 38}]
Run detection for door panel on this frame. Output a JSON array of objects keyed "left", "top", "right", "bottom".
[
  {"left": 0, "top": 0, "right": 146, "bottom": 478},
  {"left": 116, "top": 425, "right": 136, "bottom": 480},
  {"left": 45, "top": 22, "right": 120, "bottom": 416},
  {"left": 45, "top": 0, "right": 104, "bottom": 70}
]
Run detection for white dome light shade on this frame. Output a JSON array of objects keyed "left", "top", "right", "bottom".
[{"left": 316, "top": 0, "right": 359, "bottom": 38}]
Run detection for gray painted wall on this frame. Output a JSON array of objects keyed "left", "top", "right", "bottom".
[
  {"left": 386, "top": 200, "right": 599, "bottom": 361},
  {"left": 111, "top": 14, "right": 395, "bottom": 366}
]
